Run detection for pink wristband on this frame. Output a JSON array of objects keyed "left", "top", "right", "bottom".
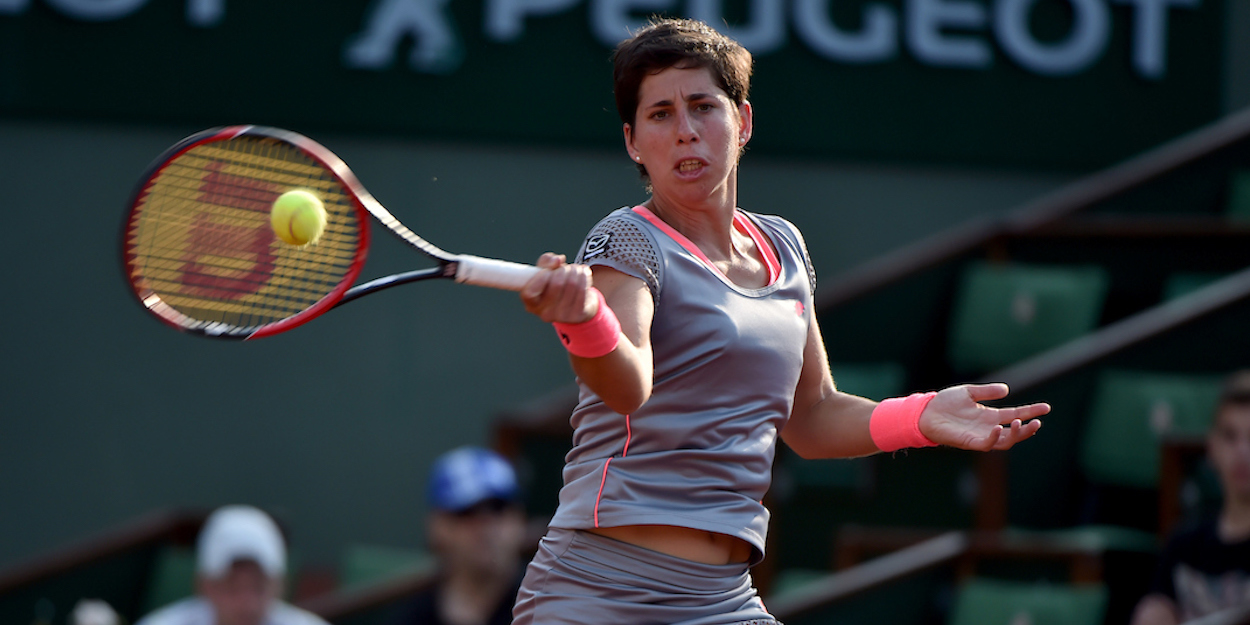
[
  {"left": 552, "top": 288, "right": 621, "bottom": 358},
  {"left": 870, "top": 392, "right": 939, "bottom": 452}
]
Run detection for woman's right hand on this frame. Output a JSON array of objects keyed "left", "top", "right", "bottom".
[
  {"left": 523, "top": 256, "right": 655, "bottom": 414},
  {"left": 520, "top": 252, "right": 599, "bottom": 325}
]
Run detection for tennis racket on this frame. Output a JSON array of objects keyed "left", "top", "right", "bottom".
[{"left": 122, "top": 125, "right": 540, "bottom": 340}]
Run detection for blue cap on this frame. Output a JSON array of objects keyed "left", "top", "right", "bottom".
[{"left": 427, "top": 446, "right": 518, "bottom": 512}]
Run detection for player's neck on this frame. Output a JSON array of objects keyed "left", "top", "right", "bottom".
[{"left": 645, "top": 197, "right": 738, "bottom": 260}]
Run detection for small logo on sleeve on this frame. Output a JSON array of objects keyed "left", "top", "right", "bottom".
[
  {"left": 795, "top": 301, "right": 805, "bottom": 317},
  {"left": 583, "top": 233, "right": 611, "bottom": 260}
]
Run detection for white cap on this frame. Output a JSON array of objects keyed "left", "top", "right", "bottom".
[
  {"left": 196, "top": 505, "right": 286, "bottom": 579},
  {"left": 70, "top": 599, "right": 119, "bottom": 625}
]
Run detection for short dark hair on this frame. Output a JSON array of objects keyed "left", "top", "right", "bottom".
[
  {"left": 611, "top": 18, "right": 753, "bottom": 187},
  {"left": 612, "top": 18, "right": 753, "bottom": 126}
]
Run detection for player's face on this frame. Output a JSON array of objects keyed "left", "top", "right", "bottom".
[
  {"left": 1209, "top": 404, "right": 1250, "bottom": 500},
  {"left": 198, "top": 561, "right": 281, "bottom": 625},
  {"left": 624, "top": 66, "right": 751, "bottom": 207}
]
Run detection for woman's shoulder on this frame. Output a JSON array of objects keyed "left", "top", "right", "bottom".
[
  {"left": 578, "top": 205, "right": 664, "bottom": 300},
  {"left": 579, "top": 206, "right": 658, "bottom": 257},
  {"left": 593, "top": 205, "right": 646, "bottom": 225}
]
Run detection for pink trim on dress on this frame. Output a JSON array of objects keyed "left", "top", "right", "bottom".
[
  {"left": 594, "top": 413, "right": 632, "bottom": 528},
  {"left": 594, "top": 457, "right": 612, "bottom": 528},
  {"left": 623, "top": 414, "right": 632, "bottom": 457},
  {"left": 733, "top": 212, "right": 780, "bottom": 283},
  {"left": 632, "top": 205, "right": 779, "bottom": 286},
  {"left": 632, "top": 206, "right": 724, "bottom": 277}
]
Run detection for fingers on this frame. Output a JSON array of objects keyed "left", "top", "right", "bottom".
[
  {"left": 519, "top": 258, "right": 554, "bottom": 305},
  {"left": 992, "top": 418, "right": 1043, "bottom": 451},
  {"left": 536, "top": 252, "right": 567, "bottom": 270},
  {"left": 963, "top": 382, "right": 1050, "bottom": 424},
  {"left": 976, "top": 425, "right": 1004, "bottom": 452},
  {"left": 520, "top": 253, "right": 595, "bottom": 323},
  {"left": 990, "top": 401, "right": 1051, "bottom": 426},
  {"left": 964, "top": 383, "right": 1010, "bottom": 402},
  {"left": 1017, "top": 402, "right": 1052, "bottom": 419}
]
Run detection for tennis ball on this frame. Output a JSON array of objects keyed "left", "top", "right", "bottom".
[{"left": 271, "top": 190, "right": 327, "bottom": 246}]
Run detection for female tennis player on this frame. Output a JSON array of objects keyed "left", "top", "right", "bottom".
[{"left": 513, "top": 18, "right": 1049, "bottom": 625}]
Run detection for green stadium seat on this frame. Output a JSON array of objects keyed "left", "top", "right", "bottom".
[
  {"left": 141, "top": 546, "right": 196, "bottom": 614},
  {"left": 766, "top": 567, "right": 830, "bottom": 601},
  {"left": 948, "top": 262, "right": 1109, "bottom": 373},
  {"left": 1227, "top": 169, "right": 1250, "bottom": 223},
  {"left": 340, "top": 544, "right": 433, "bottom": 590},
  {"left": 829, "top": 362, "right": 907, "bottom": 401},
  {"left": 1080, "top": 370, "right": 1224, "bottom": 490},
  {"left": 1163, "top": 272, "right": 1229, "bottom": 300},
  {"left": 948, "top": 578, "right": 1108, "bottom": 625}
]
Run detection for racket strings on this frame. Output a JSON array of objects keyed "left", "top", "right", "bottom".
[{"left": 127, "top": 135, "right": 363, "bottom": 333}]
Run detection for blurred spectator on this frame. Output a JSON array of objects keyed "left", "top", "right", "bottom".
[
  {"left": 70, "top": 599, "right": 119, "bottom": 625},
  {"left": 1131, "top": 371, "right": 1250, "bottom": 624},
  {"left": 388, "top": 447, "right": 528, "bottom": 625},
  {"left": 136, "top": 505, "right": 327, "bottom": 625}
]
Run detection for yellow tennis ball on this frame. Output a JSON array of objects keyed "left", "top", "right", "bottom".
[{"left": 271, "top": 190, "right": 327, "bottom": 246}]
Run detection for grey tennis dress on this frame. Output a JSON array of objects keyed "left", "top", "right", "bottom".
[{"left": 513, "top": 206, "right": 816, "bottom": 625}]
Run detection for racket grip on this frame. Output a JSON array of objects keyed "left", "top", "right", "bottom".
[{"left": 454, "top": 255, "right": 540, "bottom": 291}]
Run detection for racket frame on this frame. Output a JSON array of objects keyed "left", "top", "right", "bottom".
[
  {"left": 122, "top": 125, "right": 379, "bottom": 339},
  {"left": 123, "top": 125, "right": 539, "bottom": 340}
]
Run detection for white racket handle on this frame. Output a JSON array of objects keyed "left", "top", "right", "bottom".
[{"left": 453, "top": 255, "right": 541, "bottom": 291}]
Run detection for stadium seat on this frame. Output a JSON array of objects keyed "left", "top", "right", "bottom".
[
  {"left": 829, "top": 361, "right": 907, "bottom": 401},
  {"left": 766, "top": 567, "right": 830, "bottom": 601},
  {"left": 1163, "top": 272, "right": 1229, "bottom": 300},
  {"left": 339, "top": 544, "right": 433, "bottom": 589},
  {"left": 1080, "top": 370, "right": 1224, "bottom": 490},
  {"left": 948, "top": 262, "right": 1109, "bottom": 373},
  {"left": 141, "top": 546, "right": 196, "bottom": 614},
  {"left": 1227, "top": 169, "right": 1250, "bottom": 222},
  {"left": 948, "top": 577, "right": 1108, "bottom": 625}
]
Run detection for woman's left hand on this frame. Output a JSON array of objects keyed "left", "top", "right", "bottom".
[{"left": 918, "top": 383, "right": 1049, "bottom": 451}]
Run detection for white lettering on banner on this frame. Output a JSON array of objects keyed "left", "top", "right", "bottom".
[
  {"left": 486, "top": 0, "right": 581, "bottom": 41},
  {"left": 906, "top": 0, "right": 991, "bottom": 68},
  {"left": 0, "top": 0, "right": 1202, "bottom": 81},
  {"left": 590, "top": 0, "right": 674, "bottom": 46},
  {"left": 43, "top": 0, "right": 146, "bottom": 20},
  {"left": 342, "top": 0, "right": 463, "bottom": 73},
  {"left": 996, "top": 0, "right": 1108, "bottom": 75},
  {"left": 1114, "top": 0, "right": 1200, "bottom": 79},
  {"left": 0, "top": 0, "right": 29, "bottom": 14},
  {"left": 689, "top": 0, "right": 786, "bottom": 53},
  {"left": 792, "top": 0, "right": 897, "bottom": 63}
]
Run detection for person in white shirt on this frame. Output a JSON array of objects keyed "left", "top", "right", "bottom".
[{"left": 135, "top": 505, "right": 328, "bottom": 625}]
